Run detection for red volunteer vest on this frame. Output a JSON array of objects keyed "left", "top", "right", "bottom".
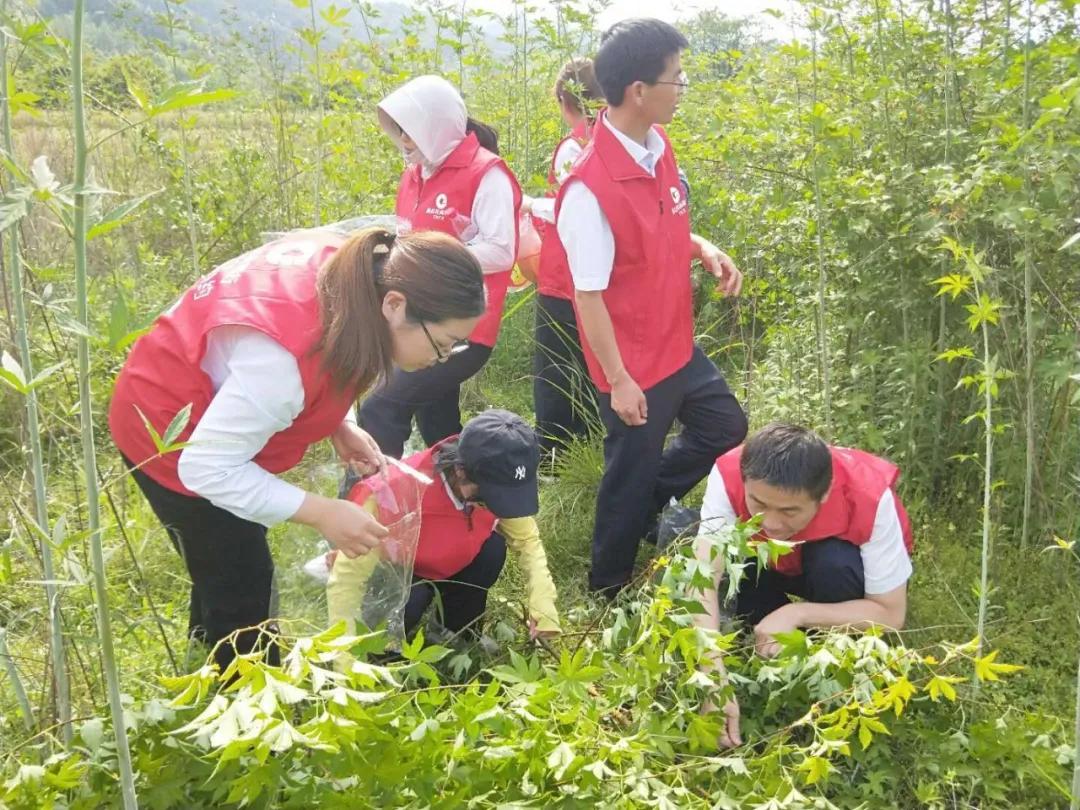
[
  {"left": 550, "top": 113, "right": 694, "bottom": 393},
  {"left": 535, "top": 120, "right": 590, "bottom": 300},
  {"left": 109, "top": 232, "right": 357, "bottom": 495},
  {"left": 716, "top": 446, "right": 914, "bottom": 577},
  {"left": 395, "top": 133, "right": 523, "bottom": 347},
  {"left": 347, "top": 439, "right": 498, "bottom": 581}
]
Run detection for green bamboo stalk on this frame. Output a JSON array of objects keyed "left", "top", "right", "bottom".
[
  {"left": 1072, "top": 640, "right": 1080, "bottom": 810},
  {"left": 974, "top": 280, "right": 993, "bottom": 663},
  {"left": 810, "top": 20, "right": 831, "bottom": 436},
  {"left": 160, "top": 0, "right": 201, "bottom": 277},
  {"left": 932, "top": 0, "right": 956, "bottom": 487},
  {"left": 307, "top": 0, "right": 324, "bottom": 226},
  {"left": 71, "top": 0, "right": 137, "bottom": 804},
  {"left": 0, "top": 627, "right": 34, "bottom": 732},
  {"left": 0, "top": 6, "right": 71, "bottom": 745},
  {"left": 1020, "top": 0, "right": 1035, "bottom": 548}
]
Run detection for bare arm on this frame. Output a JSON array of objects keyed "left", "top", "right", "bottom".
[
  {"left": 574, "top": 290, "right": 647, "bottom": 426},
  {"left": 690, "top": 233, "right": 743, "bottom": 297},
  {"left": 753, "top": 584, "right": 908, "bottom": 657}
]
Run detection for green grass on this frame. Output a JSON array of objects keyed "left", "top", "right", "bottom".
[{"left": 0, "top": 286, "right": 1074, "bottom": 759}]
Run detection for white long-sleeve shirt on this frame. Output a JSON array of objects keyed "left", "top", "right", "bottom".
[
  {"left": 530, "top": 138, "right": 584, "bottom": 225},
  {"left": 697, "top": 465, "right": 913, "bottom": 595},
  {"left": 464, "top": 167, "right": 517, "bottom": 275},
  {"left": 556, "top": 116, "right": 667, "bottom": 292},
  {"left": 177, "top": 325, "right": 316, "bottom": 527}
]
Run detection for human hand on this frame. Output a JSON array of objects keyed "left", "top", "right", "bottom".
[
  {"left": 331, "top": 422, "right": 386, "bottom": 478},
  {"left": 313, "top": 497, "right": 389, "bottom": 559},
  {"left": 610, "top": 371, "right": 647, "bottom": 426},
  {"left": 753, "top": 603, "right": 802, "bottom": 658},
  {"left": 701, "top": 696, "right": 742, "bottom": 748},
  {"left": 697, "top": 239, "right": 743, "bottom": 298},
  {"left": 528, "top": 616, "right": 561, "bottom": 641}
]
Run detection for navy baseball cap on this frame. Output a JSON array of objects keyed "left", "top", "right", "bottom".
[{"left": 458, "top": 410, "right": 540, "bottom": 519}]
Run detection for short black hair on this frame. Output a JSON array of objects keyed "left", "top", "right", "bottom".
[
  {"left": 740, "top": 423, "right": 833, "bottom": 501},
  {"left": 594, "top": 18, "right": 689, "bottom": 106}
]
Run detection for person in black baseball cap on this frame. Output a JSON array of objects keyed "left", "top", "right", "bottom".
[
  {"left": 323, "top": 409, "right": 560, "bottom": 641},
  {"left": 457, "top": 409, "right": 541, "bottom": 518}
]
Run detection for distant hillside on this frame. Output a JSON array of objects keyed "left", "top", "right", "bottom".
[{"left": 38, "top": 0, "right": 493, "bottom": 56}]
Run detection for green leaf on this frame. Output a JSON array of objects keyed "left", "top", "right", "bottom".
[
  {"left": 0, "top": 191, "right": 30, "bottom": 232},
  {"left": 973, "top": 650, "right": 1024, "bottom": 682},
  {"left": 108, "top": 292, "right": 130, "bottom": 350},
  {"left": 88, "top": 189, "right": 161, "bottom": 240},
  {"left": 926, "top": 674, "right": 964, "bottom": 702},
  {"left": 546, "top": 741, "right": 575, "bottom": 779},
  {"left": 0, "top": 350, "right": 27, "bottom": 394},
  {"left": 149, "top": 82, "right": 238, "bottom": 117},
  {"left": 56, "top": 316, "right": 93, "bottom": 339},
  {"left": 799, "top": 755, "right": 832, "bottom": 785},
  {"left": 964, "top": 293, "right": 1003, "bottom": 331},
  {"left": 27, "top": 361, "right": 65, "bottom": 391},
  {"left": 931, "top": 273, "right": 970, "bottom": 300},
  {"left": 133, "top": 404, "right": 166, "bottom": 453},
  {"left": 162, "top": 403, "right": 193, "bottom": 448},
  {"left": 409, "top": 718, "right": 439, "bottom": 741},
  {"left": 936, "top": 347, "right": 975, "bottom": 363},
  {"left": 79, "top": 718, "right": 104, "bottom": 754}
]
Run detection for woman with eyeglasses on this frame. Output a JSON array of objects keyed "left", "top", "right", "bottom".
[
  {"left": 359, "top": 75, "right": 523, "bottom": 458},
  {"left": 324, "top": 409, "right": 560, "bottom": 642},
  {"left": 108, "top": 227, "right": 485, "bottom": 670}
]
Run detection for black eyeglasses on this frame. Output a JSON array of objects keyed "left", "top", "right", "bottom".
[
  {"left": 420, "top": 320, "right": 470, "bottom": 362},
  {"left": 653, "top": 72, "right": 690, "bottom": 93}
]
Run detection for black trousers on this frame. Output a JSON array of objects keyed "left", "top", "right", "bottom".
[
  {"left": 734, "top": 538, "right": 865, "bottom": 627},
  {"left": 359, "top": 343, "right": 493, "bottom": 458},
  {"left": 126, "top": 459, "right": 279, "bottom": 671},
  {"left": 533, "top": 293, "right": 598, "bottom": 454},
  {"left": 590, "top": 345, "right": 747, "bottom": 593},
  {"left": 403, "top": 532, "right": 506, "bottom": 637}
]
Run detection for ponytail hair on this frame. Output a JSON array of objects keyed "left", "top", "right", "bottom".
[
  {"left": 555, "top": 57, "right": 604, "bottom": 119},
  {"left": 316, "top": 227, "right": 485, "bottom": 394},
  {"left": 466, "top": 117, "right": 500, "bottom": 154}
]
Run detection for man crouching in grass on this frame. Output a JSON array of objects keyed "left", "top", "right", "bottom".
[{"left": 689, "top": 422, "right": 914, "bottom": 748}]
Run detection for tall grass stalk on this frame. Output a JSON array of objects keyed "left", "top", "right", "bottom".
[
  {"left": 0, "top": 7, "right": 71, "bottom": 745},
  {"left": 0, "top": 628, "right": 34, "bottom": 732},
  {"left": 72, "top": 0, "right": 137, "bottom": 803},
  {"left": 810, "top": 19, "right": 832, "bottom": 435},
  {"left": 1020, "top": 0, "right": 1035, "bottom": 547},
  {"left": 307, "top": 0, "right": 324, "bottom": 225},
  {"left": 160, "top": 0, "right": 201, "bottom": 276},
  {"left": 974, "top": 277, "right": 993, "bottom": 663},
  {"left": 1072, "top": 638, "right": 1080, "bottom": 810}
]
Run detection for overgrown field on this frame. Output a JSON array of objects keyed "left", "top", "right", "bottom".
[{"left": 0, "top": 0, "right": 1078, "bottom": 806}]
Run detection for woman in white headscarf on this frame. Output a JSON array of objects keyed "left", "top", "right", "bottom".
[{"left": 359, "top": 76, "right": 523, "bottom": 458}]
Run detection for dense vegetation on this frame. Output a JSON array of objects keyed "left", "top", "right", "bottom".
[{"left": 0, "top": 0, "right": 1077, "bottom": 806}]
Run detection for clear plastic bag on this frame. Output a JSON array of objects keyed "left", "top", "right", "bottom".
[
  {"left": 260, "top": 214, "right": 405, "bottom": 243},
  {"left": 349, "top": 459, "right": 430, "bottom": 642},
  {"left": 307, "top": 458, "right": 431, "bottom": 646}
]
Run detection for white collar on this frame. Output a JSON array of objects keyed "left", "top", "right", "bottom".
[
  {"left": 602, "top": 113, "right": 666, "bottom": 175},
  {"left": 440, "top": 471, "right": 467, "bottom": 512}
]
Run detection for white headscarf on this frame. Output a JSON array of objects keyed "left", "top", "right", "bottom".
[{"left": 378, "top": 76, "right": 468, "bottom": 175}]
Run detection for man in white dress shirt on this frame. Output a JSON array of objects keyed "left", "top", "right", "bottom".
[{"left": 550, "top": 18, "right": 748, "bottom": 594}]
